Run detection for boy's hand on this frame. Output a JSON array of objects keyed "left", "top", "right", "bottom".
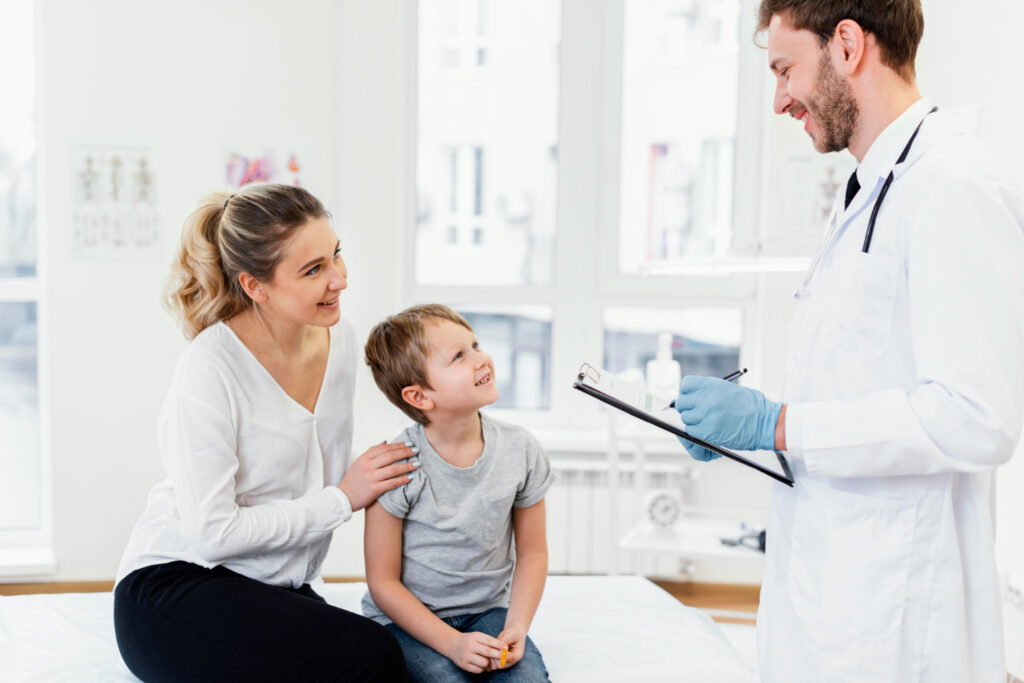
[
  {"left": 446, "top": 631, "right": 506, "bottom": 673},
  {"left": 488, "top": 626, "right": 525, "bottom": 670},
  {"left": 338, "top": 441, "right": 419, "bottom": 511}
]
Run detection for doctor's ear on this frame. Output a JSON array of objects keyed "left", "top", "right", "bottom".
[
  {"left": 401, "top": 385, "right": 434, "bottom": 412},
  {"left": 238, "top": 272, "right": 268, "bottom": 303},
  {"left": 832, "top": 19, "right": 866, "bottom": 75}
]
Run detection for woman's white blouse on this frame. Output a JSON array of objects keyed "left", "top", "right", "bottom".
[{"left": 116, "top": 320, "right": 357, "bottom": 588}]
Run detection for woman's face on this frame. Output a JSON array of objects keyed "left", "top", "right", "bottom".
[{"left": 258, "top": 217, "right": 347, "bottom": 328}]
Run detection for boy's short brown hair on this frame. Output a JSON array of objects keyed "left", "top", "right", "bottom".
[
  {"left": 756, "top": 0, "right": 923, "bottom": 81},
  {"left": 364, "top": 304, "right": 473, "bottom": 425}
]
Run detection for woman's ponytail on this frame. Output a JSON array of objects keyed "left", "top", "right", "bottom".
[{"left": 164, "top": 184, "right": 328, "bottom": 339}]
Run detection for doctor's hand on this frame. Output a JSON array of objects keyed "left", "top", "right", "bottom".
[
  {"left": 338, "top": 441, "right": 419, "bottom": 511},
  {"left": 674, "top": 376, "right": 782, "bottom": 461}
]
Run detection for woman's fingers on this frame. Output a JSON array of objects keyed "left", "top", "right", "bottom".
[
  {"left": 376, "top": 472, "right": 414, "bottom": 495},
  {"left": 367, "top": 441, "right": 416, "bottom": 462},
  {"left": 375, "top": 461, "right": 419, "bottom": 482}
]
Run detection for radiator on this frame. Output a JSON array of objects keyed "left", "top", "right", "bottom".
[{"left": 545, "top": 460, "right": 687, "bottom": 576}]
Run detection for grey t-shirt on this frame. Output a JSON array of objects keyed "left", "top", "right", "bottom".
[{"left": 361, "top": 412, "right": 553, "bottom": 624}]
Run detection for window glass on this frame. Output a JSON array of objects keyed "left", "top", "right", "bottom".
[
  {"left": 0, "top": 302, "right": 41, "bottom": 530},
  {"left": 416, "top": 0, "right": 560, "bottom": 285},
  {"left": 603, "top": 305, "right": 742, "bottom": 382},
  {"left": 457, "top": 305, "right": 552, "bottom": 410},
  {"left": 618, "top": 0, "right": 741, "bottom": 274},
  {"left": 0, "top": 0, "right": 37, "bottom": 278}
]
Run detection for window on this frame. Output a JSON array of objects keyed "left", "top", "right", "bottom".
[
  {"left": 410, "top": 0, "right": 764, "bottom": 431},
  {"left": 415, "top": 0, "right": 559, "bottom": 288},
  {"left": 603, "top": 306, "right": 742, "bottom": 380},
  {"left": 1, "top": 0, "right": 49, "bottom": 565},
  {"left": 619, "top": 0, "right": 743, "bottom": 273}
]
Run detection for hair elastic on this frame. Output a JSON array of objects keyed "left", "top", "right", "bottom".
[{"left": 223, "top": 194, "right": 235, "bottom": 210}]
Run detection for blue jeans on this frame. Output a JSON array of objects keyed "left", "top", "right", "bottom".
[{"left": 385, "top": 607, "right": 550, "bottom": 682}]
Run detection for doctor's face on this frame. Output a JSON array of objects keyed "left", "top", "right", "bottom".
[{"left": 767, "top": 14, "right": 858, "bottom": 154}]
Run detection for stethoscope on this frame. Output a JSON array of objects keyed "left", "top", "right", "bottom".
[{"left": 795, "top": 106, "right": 937, "bottom": 299}]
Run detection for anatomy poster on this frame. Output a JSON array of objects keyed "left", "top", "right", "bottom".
[
  {"left": 225, "top": 149, "right": 305, "bottom": 189},
  {"left": 71, "top": 144, "right": 159, "bottom": 259},
  {"left": 781, "top": 152, "right": 855, "bottom": 250}
]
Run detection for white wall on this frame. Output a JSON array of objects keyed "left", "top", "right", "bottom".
[
  {"left": 31, "top": 0, "right": 1024, "bottom": 581},
  {"left": 40, "top": 0, "right": 340, "bottom": 579}
]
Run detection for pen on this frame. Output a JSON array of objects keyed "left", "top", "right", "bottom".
[{"left": 664, "top": 368, "right": 747, "bottom": 410}]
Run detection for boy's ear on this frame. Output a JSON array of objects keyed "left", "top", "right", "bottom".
[{"left": 401, "top": 385, "right": 434, "bottom": 412}]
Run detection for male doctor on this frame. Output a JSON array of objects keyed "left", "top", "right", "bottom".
[{"left": 674, "top": 1, "right": 1024, "bottom": 681}]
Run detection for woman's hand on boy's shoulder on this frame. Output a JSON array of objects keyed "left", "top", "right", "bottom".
[
  {"left": 446, "top": 631, "right": 506, "bottom": 674},
  {"left": 338, "top": 441, "right": 419, "bottom": 511}
]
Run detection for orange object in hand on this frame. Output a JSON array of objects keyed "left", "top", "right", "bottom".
[{"left": 499, "top": 647, "right": 508, "bottom": 668}]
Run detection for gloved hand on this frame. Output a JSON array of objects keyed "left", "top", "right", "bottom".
[{"left": 674, "top": 375, "right": 782, "bottom": 461}]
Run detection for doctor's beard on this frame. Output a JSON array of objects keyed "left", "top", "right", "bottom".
[{"left": 798, "top": 49, "right": 859, "bottom": 154}]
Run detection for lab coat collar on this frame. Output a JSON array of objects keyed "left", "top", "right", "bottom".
[
  {"left": 844, "top": 98, "right": 934, "bottom": 217},
  {"left": 891, "top": 104, "right": 981, "bottom": 180}
]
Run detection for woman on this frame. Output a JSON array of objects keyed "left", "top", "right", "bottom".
[{"left": 113, "top": 183, "right": 416, "bottom": 682}]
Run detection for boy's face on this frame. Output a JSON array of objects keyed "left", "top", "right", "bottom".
[{"left": 419, "top": 319, "right": 499, "bottom": 416}]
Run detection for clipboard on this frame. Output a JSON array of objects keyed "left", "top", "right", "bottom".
[{"left": 573, "top": 363, "right": 794, "bottom": 487}]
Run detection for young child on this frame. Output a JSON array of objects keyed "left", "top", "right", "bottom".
[{"left": 361, "top": 304, "right": 553, "bottom": 682}]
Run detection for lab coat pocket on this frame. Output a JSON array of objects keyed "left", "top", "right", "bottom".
[
  {"left": 787, "top": 481, "right": 916, "bottom": 641},
  {"left": 833, "top": 253, "right": 899, "bottom": 359}
]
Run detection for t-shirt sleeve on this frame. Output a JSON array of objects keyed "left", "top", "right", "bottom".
[
  {"left": 375, "top": 431, "right": 426, "bottom": 518},
  {"left": 515, "top": 430, "right": 554, "bottom": 508}
]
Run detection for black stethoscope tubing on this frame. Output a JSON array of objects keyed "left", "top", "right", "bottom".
[{"left": 861, "top": 106, "right": 939, "bottom": 252}]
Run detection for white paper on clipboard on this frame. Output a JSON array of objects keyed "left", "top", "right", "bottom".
[{"left": 574, "top": 362, "right": 794, "bottom": 486}]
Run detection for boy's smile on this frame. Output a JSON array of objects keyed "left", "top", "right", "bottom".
[{"left": 421, "top": 319, "right": 500, "bottom": 414}]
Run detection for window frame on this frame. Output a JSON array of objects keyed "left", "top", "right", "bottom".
[
  {"left": 0, "top": 0, "right": 53, "bottom": 573},
  {"left": 404, "top": 0, "right": 768, "bottom": 439}
]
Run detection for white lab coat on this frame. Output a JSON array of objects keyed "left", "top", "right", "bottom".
[{"left": 757, "top": 99, "right": 1024, "bottom": 682}]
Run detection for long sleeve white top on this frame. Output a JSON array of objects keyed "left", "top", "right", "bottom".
[{"left": 116, "top": 320, "right": 356, "bottom": 588}]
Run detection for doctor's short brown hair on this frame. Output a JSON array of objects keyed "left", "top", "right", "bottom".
[
  {"left": 364, "top": 304, "right": 473, "bottom": 425},
  {"left": 756, "top": 0, "right": 924, "bottom": 81}
]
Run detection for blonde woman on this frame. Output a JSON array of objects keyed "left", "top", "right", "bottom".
[{"left": 113, "top": 183, "right": 416, "bottom": 682}]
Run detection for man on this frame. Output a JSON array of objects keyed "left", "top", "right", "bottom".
[{"left": 674, "top": 2, "right": 1024, "bottom": 681}]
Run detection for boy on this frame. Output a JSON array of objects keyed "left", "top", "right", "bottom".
[{"left": 361, "top": 304, "right": 552, "bottom": 682}]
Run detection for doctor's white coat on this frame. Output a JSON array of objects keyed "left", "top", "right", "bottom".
[{"left": 757, "top": 100, "right": 1024, "bottom": 682}]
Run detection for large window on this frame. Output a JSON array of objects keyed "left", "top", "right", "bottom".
[
  {"left": 415, "top": 0, "right": 559, "bottom": 288},
  {"left": 618, "top": 0, "right": 742, "bottom": 273},
  {"left": 0, "top": 0, "right": 47, "bottom": 564},
  {"left": 411, "top": 0, "right": 763, "bottom": 429}
]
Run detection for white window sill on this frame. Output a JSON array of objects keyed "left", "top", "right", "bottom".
[{"left": 0, "top": 547, "right": 57, "bottom": 580}]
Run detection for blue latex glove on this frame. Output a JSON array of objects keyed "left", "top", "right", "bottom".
[{"left": 674, "top": 375, "right": 782, "bottom": 462}]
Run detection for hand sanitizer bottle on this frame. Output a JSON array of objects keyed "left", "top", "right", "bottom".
[{"left": 646, "top": 332, "right": 682, "bottom": 401}]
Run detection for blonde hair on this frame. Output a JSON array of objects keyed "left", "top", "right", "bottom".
[
  {"left": 164, "top": 182, "right": 328, "bottom": 339},
  {"left": 365, "top": 304, "right": 473, "bottom": 425}
]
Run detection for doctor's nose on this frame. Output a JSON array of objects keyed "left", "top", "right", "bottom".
[{"left": 773, "top": 83, "right": 794, "bottom": 116}]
